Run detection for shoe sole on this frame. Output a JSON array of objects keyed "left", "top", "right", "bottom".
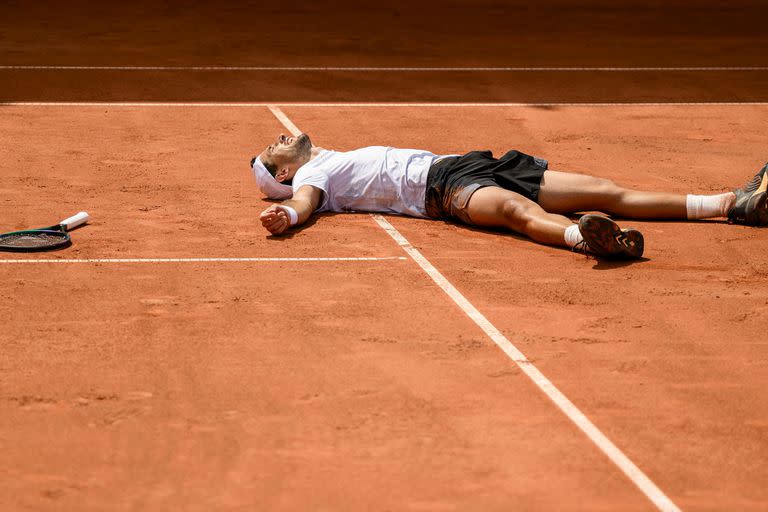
[
  {"left": 579, "top": 214, "right": 644, "bottom": 259},
  {"left": 746, "top": 169, "right": 768, "bottom": 225},
  {"left": 745, "top": 190, "right": 768, "bottom": 226}
]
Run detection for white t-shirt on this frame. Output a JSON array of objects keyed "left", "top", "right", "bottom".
[{"left": 291, "top": 146, "right": 440, "bottom": 218}]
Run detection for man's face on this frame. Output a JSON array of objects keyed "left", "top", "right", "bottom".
[{"left": 259, "top": 133, "right": 313, "bottom": 181}]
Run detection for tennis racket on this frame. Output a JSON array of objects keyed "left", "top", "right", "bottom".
[{"left": 0, "top": 212, "right": 90, "bottom": 252}]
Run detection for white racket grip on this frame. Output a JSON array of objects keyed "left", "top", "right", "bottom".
[{"left": 60, "top": 211, "right": 90, "bottom": 231}]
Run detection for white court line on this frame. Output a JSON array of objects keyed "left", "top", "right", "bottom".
[
  {"left": 267, "top": 106, "right": 681, "bottom": 512},
  {"left": 0, "top": 257, "right": 406, "bottom": 264},
  {"left": 2, "top": 101, "right": 768, "bottom": 108},
  {"left": 270, "top": 106, "right": 302, "bottom": 136},
  {"left": 371, "top": 215, "right": 681, "bottom": 512},
  {"left": 267, "top": 105, "right": 303, "bottom": 135},
  {"left": 1, "top": 65, "right": 767, "bottom": 72}
]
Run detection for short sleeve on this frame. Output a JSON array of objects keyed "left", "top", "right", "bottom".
[{"left": 293, "top": 168, "right": 330, "bottom": 210}]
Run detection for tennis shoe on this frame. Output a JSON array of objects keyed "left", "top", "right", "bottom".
[
  {"left": 728, "top": 163, "right": 768, "bottom": 226},
  {"left": 575, "top": 214, "right": 644, "bottom": 259}
]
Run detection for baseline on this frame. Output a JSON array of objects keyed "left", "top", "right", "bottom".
[
  {"left": 0, "top": 257, "right": 406, "bottom": 264},
  {"left": 3, "top": 101, "right": 768, "bottom": 107},
  {"left": 2, "top": 65, "right": 768, "bottom": 72}
]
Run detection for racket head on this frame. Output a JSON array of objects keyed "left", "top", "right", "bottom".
[{"left": 0, "top": 229, "right": 71, "bottom": 252}]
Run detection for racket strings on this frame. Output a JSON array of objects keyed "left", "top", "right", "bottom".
[{"left": 0, "top": 231, "right": 68, "bottom": 249}]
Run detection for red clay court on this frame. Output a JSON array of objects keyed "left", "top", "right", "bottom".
[{"left": 1, "top": 1, "right": 767, "bottom": 510}]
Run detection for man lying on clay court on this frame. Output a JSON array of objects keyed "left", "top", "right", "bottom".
[{"left": 251, "top": 133, "right": 767, "bottom": 258}]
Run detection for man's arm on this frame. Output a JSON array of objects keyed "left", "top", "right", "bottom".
[{"left": 259, "top": 185, "right": 323, "bottom": 235}]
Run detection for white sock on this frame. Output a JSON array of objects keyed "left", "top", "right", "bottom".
[
  {"left": 686, "top": 193, "right": 732, "bottom": 219},
  {"left": 564, "top": 224, "right": 583, "bottom": 248}
]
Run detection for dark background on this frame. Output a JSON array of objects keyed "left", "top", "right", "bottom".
[{"left": 1, "top": 0, "right": 767, "bottom": 101}]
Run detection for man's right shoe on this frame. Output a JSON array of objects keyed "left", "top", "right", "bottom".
[
  {"left": 728, "top": 162, "right": 768, "bottom": 226},
  {"left": 577, "top": 214, "right": 644, "bottom": 259}
]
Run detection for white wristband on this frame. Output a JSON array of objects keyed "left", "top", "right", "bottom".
[{"left": 280, "top": 205, "right": 299, "bottom": 226}]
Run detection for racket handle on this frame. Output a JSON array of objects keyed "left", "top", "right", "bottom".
[{"left": 60, "top": 211, "right": 90, "bottom": 231}]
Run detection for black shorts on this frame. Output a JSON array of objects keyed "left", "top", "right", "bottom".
[{"left": 424, "top": 150, "right": 549, "bottom": 223}]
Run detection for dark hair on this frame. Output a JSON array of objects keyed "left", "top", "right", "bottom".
[
  {"left": 261, "top": 157, "right": 278, "bottom": 178},
  {"left": 259, "top": 155, "right": 292, "bottom": 186}
]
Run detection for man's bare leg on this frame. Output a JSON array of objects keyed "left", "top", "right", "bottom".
[
  {"left": 537, "top": 170, "right": 735, "bottom": 219},
  {"left": 463, "top": 186, "right": 573, "bottom": 247},
  {"left": 464, "top": 185, "right": 645, "bottom": 258}
]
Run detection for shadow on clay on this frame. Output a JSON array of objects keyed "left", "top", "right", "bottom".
[
  {"left": 265, "top": 212, "right": 340, "bottom": 241},
  {"left": 591, "top": 257, "right": 650, "bottom": 270},
  {"left": 444, "top": 219, "right": 652, "bottom": 269}
]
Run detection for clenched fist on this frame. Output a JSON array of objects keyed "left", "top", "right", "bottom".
[{"left": 260, "top": 205, "right": 291, "bottom": 235}]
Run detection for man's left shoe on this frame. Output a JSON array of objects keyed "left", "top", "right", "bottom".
[
  {"left": 577, "top": 214, "right": 644, "bottom": 259},
  {"left": 728, "top": 162, "right": 768, "bottom": 226}
]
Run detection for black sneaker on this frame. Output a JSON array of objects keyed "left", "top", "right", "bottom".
[
  {"left": 576, "top": 214, "right": 644, "bottom": 259},
  {"left": 728, "top": 163, "right": 768, "bottom": 226}
]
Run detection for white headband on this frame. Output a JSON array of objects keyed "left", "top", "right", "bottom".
[{"left": 250, "top": 156, "right": 293, "bottom": 199}]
